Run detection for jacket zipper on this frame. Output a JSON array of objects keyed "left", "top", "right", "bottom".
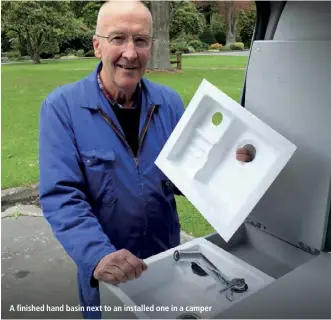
[
  {"left": 97, "top": 105, "right": 156, "bottom": 166},
  {"left": 97, "top": 108, "right": 136, "bottom": 162},
  {"left": 97, "top": 105, "right": 157, "bottom": 235}
]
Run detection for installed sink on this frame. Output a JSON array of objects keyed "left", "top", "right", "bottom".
[{"left": 101, "top": 238, "right": 274, "bottom": 319}]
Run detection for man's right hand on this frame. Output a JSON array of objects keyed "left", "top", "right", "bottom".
[{"left": 93, "top": 249, "right": 148, "bottom": 285}]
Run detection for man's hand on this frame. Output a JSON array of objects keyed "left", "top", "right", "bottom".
[
  {"left": 236, "top": 145, "right": 255, "bottom": 162},
  {"left": 93, "top": 249, "right": 148, "bottom": 285}
]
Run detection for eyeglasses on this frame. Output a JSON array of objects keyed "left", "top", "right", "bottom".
[{"left": 96, "top": 32, "right": 153, "bottom": 49}]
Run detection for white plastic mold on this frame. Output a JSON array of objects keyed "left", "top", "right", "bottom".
[{"left": 155, "top": 79, "right": 296, "bottom": 242}]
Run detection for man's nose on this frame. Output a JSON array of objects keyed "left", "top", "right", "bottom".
[{"left": 122, "top": 40, "right": 138, "bottom": 60}]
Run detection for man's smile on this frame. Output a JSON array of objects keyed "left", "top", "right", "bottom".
[{"left": 116, "top": 64, "right": 139, "bottom": 70}]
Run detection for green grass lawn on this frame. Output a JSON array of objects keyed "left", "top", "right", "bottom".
[{"left": 2, "top": 55, "right": 248, "bottom": 237}]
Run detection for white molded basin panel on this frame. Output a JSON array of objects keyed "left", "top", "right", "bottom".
[
  {"left": 155, "top": 79, "right": 296, "bottom": 242},
  {"left": 101, "top": 238, "right": 274, "bottom": 319}
]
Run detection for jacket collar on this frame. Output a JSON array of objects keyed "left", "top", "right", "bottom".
[{"left": 81, "top": 62, "right": 162, "bottom": 110}]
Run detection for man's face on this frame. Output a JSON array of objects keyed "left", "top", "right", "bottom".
[{"left": 93, "top": 7, "right": 152, "bottom": 92}]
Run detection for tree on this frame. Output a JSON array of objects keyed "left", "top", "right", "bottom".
[
  {"left": 170, "top": 1, "right": 205, "bottom": 39},
  {"left": 238, "top": 5, "right": 256, "bottom": 47},
  {"left": 1, "top": 1, "right": 77, "bottom": 64},
  {"left": 218, "top": 1, "right": 252, "bottom": 45},
  {"left": 193, "top": 1, "right": 220, "bottom": 25},
  {"left": 148, "top": 1, "right": 172, "bottom": 70},
  {"left": 80, "top": 1, "right": 105, "bottom": 30}
]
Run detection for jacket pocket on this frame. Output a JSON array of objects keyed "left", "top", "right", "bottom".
[{"left": 80, "top": 149, "right": 117, "bottom": 206}]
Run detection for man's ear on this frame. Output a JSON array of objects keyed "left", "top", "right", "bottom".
[
  {"left": 93, "top": 36, "right": 102, "bottom": 59},
  {"left": 148, "top": 39, "right": 154, "bottom": 60}
]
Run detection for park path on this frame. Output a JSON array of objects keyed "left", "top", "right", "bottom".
[
  {"left": 183, "top": 50, "right": 249, "bottom": 56},
  {"left": 1, "top": 204, "right": 195, "bottom": 319}
]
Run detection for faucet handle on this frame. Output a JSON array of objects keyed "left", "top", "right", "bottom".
[{"left": 219, "top": 278, "right": 246, "bottom": 293}]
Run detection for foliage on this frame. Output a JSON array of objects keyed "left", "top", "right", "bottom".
[
  {"left": 170, "top": 1, "right": 206, "bottom": 39},
  {"left": 192, "top": 1, "right": 220, "bottom": 26},
  {"left": 238, "top": 6, "right": 256, "bottom": 47},
  {"left": 217, "top": 1, "right": 253, "bottom": 45},
  {"left": 199, "top": 27, "right": 216, "bottom": 45},
  {"left": 59, "top": 28, "right": 95, "bottom": 54},
  {"left": 6, "top": 51, "right": 21, "bottom": 60},
  {"left": 170, "top": 41, "right": 189, "bottom": 54},
  {"left": 209, "top": 43, "right": 222, "bottom": 50},
  {"left": 1, "top": 1, "right": 77, "bottom": 63},
  {"left": 229, "top": 42, "right": 244, "bottom": 50},
  {"left": 1, "top": 0, "right": 255, "bottom": 63},
  {"left": 184, "top": 34, "right": 200, "bottom": 42},
  {"left": 80, "top": 2, "right": 104, "bottom": 29},
  {"left": 210, "top": 12, "right": 226, "bottom": 34},
  {"left": 1, "top": 31, "right": 13, "bottom": 52},
  {"left": 210, "top": 12, "right": 227, "bottom": 45},
  {"left": 84, "top": 50, "right": 95, "bottom": 58},
  {"left": 188, "top": 40, "right": 204, "bottom": 51},
  {"left": 76, "top": 49, "right": 85, "bottom": 57},
  {"left": 187, "top": 45, "right": 196, "bottom": 53}
]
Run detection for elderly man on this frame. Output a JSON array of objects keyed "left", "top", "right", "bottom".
[{"left": 39, "top": 1, "right": 252, "bottom": 318}]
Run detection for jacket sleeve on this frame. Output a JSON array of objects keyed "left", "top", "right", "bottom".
[{"left": 39, "top": 97, "right": 116, "bottom": 287}]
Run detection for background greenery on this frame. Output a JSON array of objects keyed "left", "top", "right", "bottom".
[{"left": 1, "top": 1, "right": 256, "bottom": 63}]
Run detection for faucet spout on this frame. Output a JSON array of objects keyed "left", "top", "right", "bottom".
[{"left": 173, "top": 249, "right": 230, "bottom": 286}]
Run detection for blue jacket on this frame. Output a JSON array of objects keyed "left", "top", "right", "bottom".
[{"left": 39, "top": 62, "right": 185, "bottom": 318}]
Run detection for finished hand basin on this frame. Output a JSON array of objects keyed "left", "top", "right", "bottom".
[{"left": 101, "top": 238, "right": 274, "bottom": 319}]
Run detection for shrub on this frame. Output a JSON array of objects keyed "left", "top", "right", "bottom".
[
  {"left": 202, "top": 42, "right": 209, "bottom": 50},
  {"left": 188, "top": 40, "right": 204, "bottom": 51},
  {"left": 40, "top": 52, "right": 55, "bottom": 59},
  {"left": 59, "top": 29, "right": 94, "bottom": 55},
  {"left": 170, "top": 2, "right": 205, "bottom": 39},
  {"left": 7, "top": 51, "right": 21, "bottom": 60},
  {"left": 184, "top": 34, "right": 200, "bottom": 43},
  {"left": 229, "top": 42, "right": 244, "bottom": 50},
  {"left": 76, "top": 49, "right": 84, "bottom": 57},
  {"left": 60, "top": 55, "right": 77, "bottom": 60},
  {"left": 199, "top": 28, "right": 216, "bottom": 45},
  {"left": 171, "top": 40, "right": 189, "bottom": 54},
  {"left": 64, "top": 48, "right": 76, "bottom": 55},
  {"left": 209, "top": 43, "right": 222, "bottom": 50},
  {"left": 177, "top": 42, "right": 189, "bottom": 53},
  {"left": 187, "top": 45, "right": 195, "bottom": 53},
  {"left": 84, "top": 50, "right": 95, "bottom": 57},
  {"left": 238, "top": 6, "right": 256, "bottom": 48},
  {"left": 170, "top": 42, "right": 178, "bottom": 54},
  {"left": 214, "top": 31, "right": 226, "bottom": 45},
  {"left": 220, "top": 45, "right": 231, "bottom": 51},
  {"left": 210, "top": 13, "right": 227, "bottom": 45}
]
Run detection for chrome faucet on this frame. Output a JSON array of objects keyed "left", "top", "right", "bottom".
[{"left": 173, "top": 249, "right": 248, "bottom": 299}]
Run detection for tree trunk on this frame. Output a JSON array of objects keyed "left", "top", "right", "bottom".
[
  {"left": 225, "top": 1, "right": 236, "bottom": 45},
  {"left": 148, "top": 1, "right": 172, "bottom": 70},
  {"left": 25, "top": 30, "right": 41, "bottom": 64},
  {"left": 32, "top": 52, "right": 41, "bottom": 64}
]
